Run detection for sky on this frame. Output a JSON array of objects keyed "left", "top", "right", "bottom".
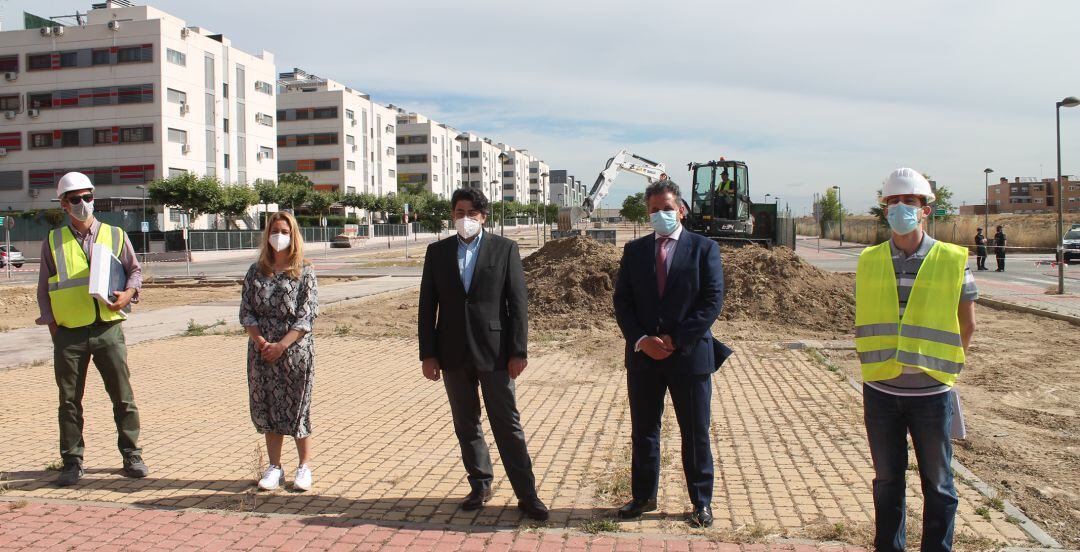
[{"left": 6, "top": 0, "right": 1080, "bottom": 216}]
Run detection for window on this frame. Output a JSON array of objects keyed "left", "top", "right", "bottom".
[
  {"left": 222, "top": 83, "right": 229, "bottom": 98},
  {"left": 314, "top": 159, "right": 332, "bottom": 170},
  {"left": 61, "top": 130, "right": 80, "bottom": 147},
  {"left": 58, "top": 52, "right": 78, "bottom": 67},
  {"left": 530, "top": 167, "right": 538, "bottom": 173},
  {"left": 345, "top": 109, "right": 355, "bottom": 120},
  {"left": 235, "top": 65, "right": 245, "bottom": 100},
  {"left": 168, "top": 168, "right": 186, "bottom": 177},
  {"left": 167, "top": 48, "right": 186, "bottom": 66},
  {"left": 347, "top": 160, "right": 356, "bottom": 170},
  {"left": 120, "top": 126, "right": 152, "bottom": 143},
  {"left": 0, "top": 55, "right": 17, "bottom": 72},
  {"left": 254, "top": 81, "right": 273, "bottom": 95},
  {"left": 346, "top": 134, "right": 355, "bottom": 145},
  {"left": 28, "top": 54, "right": 51, "bottom": 70},
  {"left": 168, "top": 128, "right": 188, "bottom": 144},
  {"left": 312, "top": 133, "right": 338, "bottom": 145},
  {"left": 255, "top": 113, "right": 273, "bottom": 126},
  {"left": 431, "top": 136, "right": 438, "bottom": 144},
  {"left": 94, "top": 129, "right": 111, "bottom": 144},
  {"left": 433, "top": 174, "right": 439, "bottom": 182},
  {"left": 407, "top": 135, "right": 426, "bottom": 144},
  {"left": 259, "top": 146, "right": 273, "bottom": 159},
  {"left": 468, "top": 150, "right": 480, "bottom": 158},
  {"left": 236, "top": 103, "right": 245, "bottom": 133},
  {"left": 118, "top": 45, "right": 151, "bottom": 63},
  {"left": 224, "top": 154, "right": 230, "bottom": 169},
  {"left": 314, "top": 107, "right": 337, "bottom": 119},
  {"left": 166, "top": 88, "right": 187, "bottom": 104},
  {"left": 223, "top": 118, "right": 229, "bottom": 133},
  {"left": 30, "top": 133, "right": 53, "bottom": 148},
  {"left": 388, "top": 169, "right": 395, "bottom": 177},
  {"left": 503, "top": 171, "right": 514, "bottom": 177},
  {"left": 432, "top": 155, "right": 438, "bottom": 163},
  {"left": 0, "top": 95, "right": 18, "bottom": 111}
]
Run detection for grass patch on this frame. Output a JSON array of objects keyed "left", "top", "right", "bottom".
[
  {"left": 184, "top": 318, "right": 225, "bottom": 336},
  {"left": 987, "top": 496, "right": 1005, "bottom": 511},
  {"left": 803, "top": 520, "right": 873, "bottom": 546},
  {"left": 44, "top": 459, "right": 63, "bottom": 472},
  {"left": 1005, "top": 514, "right": 1020, "bottom": 525},
  {"left": 974, "top": 506, "right": 991, "bottom": 520},
  {"left": 908, "top": 462, "right": 918, "bottom": 472},
  {"left": 594, "top": 448, "right": 632, "bottom": 504},
  {"left": 707, "top": 522, "right": 784, "bottom": 544},
  {"left": 333, "top": 324, "right": 352, "bottom": 337},
  {"left": 580, "top": 518, "right": 620, "bottom": 534},
  {"left": 0, "top": 472, "right": 7, "bottom": 495},
  {"left": 8, "top": 500, "right": 28, "bottom": 510}
]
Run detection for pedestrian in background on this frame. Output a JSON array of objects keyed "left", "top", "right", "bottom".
[
  {"left": 36, "top": 172, "right": 148, "bottom": 486},
  {"left": 974, "top": 228, "right": 988, "bottom": 271},
  {"left": 994, "top": 225, "right": 1007, "bottom": 272},
  {"left": 856, "top": 168, "right": 977, "bottom": 552},
  {"left": 613, "top": 179, "right": 731, "bottom": 528},
  {"left": 241, "top": 211, "right": 319, "bottom": 492}
]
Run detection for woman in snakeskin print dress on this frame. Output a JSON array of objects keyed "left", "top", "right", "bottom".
[{"left": 240, "top": 211, "right": 319, "bottom": 492}]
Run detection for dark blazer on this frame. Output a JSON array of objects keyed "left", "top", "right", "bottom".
[
  {"left": 613, "top": 230, "right": 732, "bottom": 375},
  {"left": 418, "top": 232, "right": 528, "bottom": 371}
]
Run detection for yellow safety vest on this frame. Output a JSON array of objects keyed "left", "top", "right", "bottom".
[
  {"left": 854, "top": 240, "right": 967, "bottom": 387},
  {"left": 47, "top": 223, "right": 127, "bottom": 328}
]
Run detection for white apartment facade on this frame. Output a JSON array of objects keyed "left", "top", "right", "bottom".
[
  {"left": 528, "top": 159, "right": 550, "bottom": 204},
  {"left": 459, "top": 132, "right": 503, "bottom": 202},
  {"left": 0, "top": 2, "right": 277, "bottom": 229},
  {"left": 391, "top": 108, "right": 460, "bottom": 199},
  {"left": 277, "top": 68, "right": 396, "bottom": 198},
  {"left": 497, "top": 144, "right": 535, "bottom": 203}
]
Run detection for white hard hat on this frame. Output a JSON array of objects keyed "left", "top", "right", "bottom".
[
  {"left": 881, "top": 168, "right": 934, "bottom": 204},
  {"left": 57, "top": 172, "right": 94, "bottom": 198}
]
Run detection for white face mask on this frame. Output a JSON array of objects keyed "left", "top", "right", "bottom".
[
  {"left": 268, "top": 233, "right": 291, "bottom": 252},
  {"left": 69, "top": 200, "right": 94, "bottom": 222},
  {"left": 455, "top": 217, "right": 481, "bottom": 239}
]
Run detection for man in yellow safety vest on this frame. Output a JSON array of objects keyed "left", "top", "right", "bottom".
[
  {"left": 36, "top": 172, "right": 148, "bottom": 486},
  {"left": 855, "top": 168, "right": 977, "bottom": 552}
]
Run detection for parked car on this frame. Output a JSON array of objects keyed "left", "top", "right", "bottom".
[
  {"left": 330, "top": 233, "right": 353, "bottom": 248},
  {"left": 1064, "top": 223, "right": 1080, "bottom": 264},
  {"left": 0, "top": 245, "right": 24, "bottom": 268}
]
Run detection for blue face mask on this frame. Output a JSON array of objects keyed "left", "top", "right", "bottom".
[
  {"left": 650, "top": 210, "right": 680, "bottom": 236},
  {"left": 886, "top": 203, "right": 922, "bottom": 235}
]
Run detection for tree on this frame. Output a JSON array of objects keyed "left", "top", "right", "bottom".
[
  {"left": 620, "top": 193, "right": 648, "bottom": 225},
  {"left": 277, "top": 172, "right": 313, "bottom": 211},
  {"left": 814, "top": 187, "right": 844, "bottom": 234},
  {"left": 148, "top": 172, "right": 223, "bottom": 224},
  {"left": 305, "top": 190, "right": 338, "bottom": 220},
  {"left": 217, "top": 183, "right": 258, "bottom": 229}
]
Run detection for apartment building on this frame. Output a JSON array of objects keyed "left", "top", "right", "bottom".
[
  {"left": 458, "top": 132, "right": 503, "bottom": 202},
  {"left": 982, "top": 176, "right": 1080, "bottom": 214},
  {"left": 0, "top": 1, "right": 277, "bottom": 229},
  {"left": 496, "top": 144, "right": 535, "bottom": 202},
  {"left": 391, "top": 108, "right": 460, "bottom": 198},
  {"left": 277, "top": 68, "right": 396, "bottom": 198},
  {"left": 548, "top": 169, "right": 584, "bottom": 206},
  {"left": 527, "top": 159, "right": 550, "bottom": 204}
]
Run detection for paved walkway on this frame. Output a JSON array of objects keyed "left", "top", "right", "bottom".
[
  {"left": 0, "top": 275, "right": 420, "bottom": 370},
  {"left": 0, "top": 328, "right": 1032, "bottom": 548},
  {"left": 0, "top": 502, "right": 865, "bottom": 552}
]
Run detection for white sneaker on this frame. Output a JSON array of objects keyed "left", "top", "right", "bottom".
[
  {"left": 257, "top": 465, "right": 284, "bottom": 491},
  {"left": 293, "top": 465, "right": 312, "bottom": 492}
]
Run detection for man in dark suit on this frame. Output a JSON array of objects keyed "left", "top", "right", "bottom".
[
  {"left": 417, "top": 188, "right": 549, "bottom": 521},
  {"left": 613, "top": 179, "right": 731, "bottom": 527}
]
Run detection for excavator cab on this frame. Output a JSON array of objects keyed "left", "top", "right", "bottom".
[{"left": 688, "top": 159, "right": 757, "bottom": 243}]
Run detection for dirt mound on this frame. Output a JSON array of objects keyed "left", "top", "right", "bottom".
[
  {"left": 523, "top": 237, "right": 622, "bottom": 330},
  {"left": 522, "top": 236, "right": 855, "bottom": 335},
  {"left": 719, "top": 246, "right": 854, "bottom": 333}
]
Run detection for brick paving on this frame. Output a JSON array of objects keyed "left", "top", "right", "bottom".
[{"left": 0, "top": 323, "right": 1033, "bottom": 549}]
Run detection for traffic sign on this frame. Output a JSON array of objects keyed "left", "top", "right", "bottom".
[
  {"left": 140, "top": 221, "right": 150, "bottom": 233},
  {"left": 935, "top": 207, "right": 947, "bottom": 216},
  {"left": 1, "top": 216, "right": 11, "bottom": 229}
]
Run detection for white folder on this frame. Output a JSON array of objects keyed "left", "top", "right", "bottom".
[{"left": 88, "top": 243, "right": 129, "bottom": 318}]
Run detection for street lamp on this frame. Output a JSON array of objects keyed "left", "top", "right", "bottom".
[
  {"left": 135, "top": 184, "right": 148, "bottom": 259},
  {"left": 540, "top": 171, "right": 549, "bottom": 245},
  {"left": 983, "top": 168, "right": 993, "bottom": 235},
  {"left": 498, "top": 153, "right": 509, "bottom": 234},
  {"left": 1055, "top": 96, "right": 1079, "bottom": 294},
  {"left": 832, "top": 185, "right": 843, "bottom": 247},
  {"left": 491, "top": 180, "right": 501, "bottom": 235}
]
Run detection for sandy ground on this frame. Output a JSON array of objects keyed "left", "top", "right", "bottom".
[
  {"left": 0, "top": 284, "right": 245, "bottom": 331},
  {"left": 822, "top": 305, "right": 1080, "bottom": 548}
]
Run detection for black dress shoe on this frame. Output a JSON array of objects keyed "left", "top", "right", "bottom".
[
  {"left": 617, "top": 498, "right": 657, "bottom": 519},
  {"left": 517, "top": 496, "right": 549, "bottom": 521},
  {"left": 689, "top": 505, "right": 713, "bottom": 527},
  {"left": 461, "top": 488, "right": 492, "bottom": 511}
]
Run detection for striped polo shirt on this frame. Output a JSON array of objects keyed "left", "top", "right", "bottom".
[{"left": 865, "top": 235, "right": 978, "bottom": 397}]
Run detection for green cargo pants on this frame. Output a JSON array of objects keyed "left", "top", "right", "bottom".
[{"left": 53, "top": 321, "right": 141, "bottom": 464}]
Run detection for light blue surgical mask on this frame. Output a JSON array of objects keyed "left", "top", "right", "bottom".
[
  {"left": 886, "top": 203, "right": 921, "bottom": 235},
  {"left": 650, "top": 210, "right": 680, "bottom": 236}
]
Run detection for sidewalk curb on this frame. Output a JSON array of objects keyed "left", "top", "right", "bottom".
[
  {"left": 796, "top": 343, "right": 1064, "bottom": 550},
  {"left": 977, "top": 297, "right": 1080, "bottom": 327}
]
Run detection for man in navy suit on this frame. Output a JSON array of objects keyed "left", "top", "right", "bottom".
[{"left": 613, "top": 179, "right": 731, "bottom": 527}]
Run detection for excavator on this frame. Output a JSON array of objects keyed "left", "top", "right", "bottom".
[{"left": 558, "top": 150, "right": 790, "bottom": 248}]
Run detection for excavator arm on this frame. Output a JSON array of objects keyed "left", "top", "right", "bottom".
[{"left": 558, "top": 150, "right": 666, "bottom": 231}]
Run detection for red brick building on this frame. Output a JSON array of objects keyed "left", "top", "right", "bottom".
[{"left": 961, "top": 176, "right": 1080, "bottom": 215}]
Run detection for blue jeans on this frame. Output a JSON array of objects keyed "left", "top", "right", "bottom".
[{"left": 863, "top": 384, "right": 958, "bottom": 552}]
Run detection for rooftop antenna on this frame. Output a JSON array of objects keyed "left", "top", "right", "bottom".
[{"left": 48, "top": 11, "right": 88, "bottom": 26}]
